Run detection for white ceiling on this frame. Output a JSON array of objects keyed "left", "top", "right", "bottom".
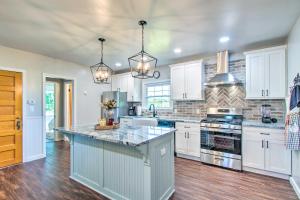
[{"left": 0, "top": 0, "right": 300, "bottom": 70}]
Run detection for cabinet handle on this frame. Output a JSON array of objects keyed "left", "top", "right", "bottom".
[
  {"left": 214, "top": 157, "right": 224, "bottom": 161},
  {"left": 184, "top": 132, "right": 186, "bottom": 138},
  {"left": 262, "top": 140, "right": 264, "bottom": 148},
  {"left": 184, "top": 126, "right": 190, "bottom": 128},
  {"left": 187, "top": 132, "right": 189, "bottom": 139},
  {"left": 266, "top": 89, "right": 269, "bottom": 96},
  {"left": 185, "top": 93, "right": 187, "bottom": 99},
  {"left": 266, "top": 141, "right": 269, "bottom": 148},
  {"left": 262, "top": 90, "right": 264, "bottom": 96},
  {"left": 183, "top": 93, "right": 184, "bottom": 99},
  {"left": 260, "top": 133, "right": 270, "bottom": 136}
]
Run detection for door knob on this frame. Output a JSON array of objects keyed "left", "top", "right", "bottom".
[{"left": 16, "top": 118, "right": 21, "bottom": 130}]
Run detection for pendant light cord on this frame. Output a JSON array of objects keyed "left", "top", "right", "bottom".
[
  {"left": 101, "top": 40, "right": 104, "bottom": 63},
  {"left": 141, "top": 23, "right": 144, "bottom": 52}
]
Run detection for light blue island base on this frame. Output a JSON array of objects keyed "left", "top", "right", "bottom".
[{"left": 57, "top": 126, "right": 175, "bottom": 200}]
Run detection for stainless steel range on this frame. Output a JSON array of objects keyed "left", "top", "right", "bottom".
[{"left": 200, "top": 108, "right": 243, "bottom": 171}]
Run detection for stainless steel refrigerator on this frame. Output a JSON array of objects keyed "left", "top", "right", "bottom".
[{"left": 101, "top": 91, "right": 128, "bottom": 123}]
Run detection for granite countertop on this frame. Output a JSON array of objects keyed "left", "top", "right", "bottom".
[
  {"left": 54, "top": 125, "right": 176, "bottom": 146},
  {"left": 242, "top": 120, "right": 285, "bottom": 129},
  {"left": 121, "top": 116, "right": 202, "bottom": 124}
]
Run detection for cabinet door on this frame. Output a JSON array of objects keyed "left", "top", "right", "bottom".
[
  {"left": 185, "top": 62, "right": 203, "bottom": 100},
  {"left": 170, "top": 66, "right": 185, "bottom": 100},
  {"left": 127, "top": 75, "right": 134, "bottom": 101},
  {"left": 175, "top": 131, "right": 187, "bottom": 154},
  {"left": 265, "top": 49, "right": 286, "bottom": 98},
  {"left": 265, "top": 139, "right": 291, "bottom": 175},
  {"left": 246, "top": 53, "right": 266, "bottom": 99},
  {"left": 187, "top": 131, "right": 200, "bottom": 157},
  {"left": 111, "top": 75, "right": 120, "bottom": 91},
  {"left": 119, "top": 74, "right": 128, "bottom": 93},
  {"left": 242, "top": 130, "right": 265, "bottom": 170}
]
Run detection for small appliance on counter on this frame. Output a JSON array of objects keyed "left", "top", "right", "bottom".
[
  {"left": 136, "top": 105, "right": 142, "bottom": 116},
  {"left": 128, "top": 105, "right": 136, "bottom": 116},
  {"left": 261, "top": 104, "right": 277, "bottom": 123}
]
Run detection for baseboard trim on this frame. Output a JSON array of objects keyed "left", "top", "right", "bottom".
[
  {"left": 176, "top": 153, "right": 200, "bottom": 161},
  {"left": 290, "top": 177, "right": 300, "bottom": 199},
  {"left": 243, "top": 166, "right": 290, "bottom": 180},
  {"left": 23, "top": 154, "right": 45, "bottom": 163}
]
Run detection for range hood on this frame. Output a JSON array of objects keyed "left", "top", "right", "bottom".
[{"left": 204, "top": 50, "right": 242, "bottom": 87}]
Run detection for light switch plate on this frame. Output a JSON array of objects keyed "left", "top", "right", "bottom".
[{"left": 160, "top": 147, "right": 166, "bottom": 156}]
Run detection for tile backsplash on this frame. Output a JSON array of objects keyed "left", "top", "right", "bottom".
[{"left": 154, "top": 55, "right": 286, "bottom": 121}]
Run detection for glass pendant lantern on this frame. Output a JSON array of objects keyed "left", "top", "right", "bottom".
[
  {"left": 90, "top": 38, "right": 113, "bottom": 84},
  {"left": 128, "top": 20, "right": 160, "bottom": 79}
]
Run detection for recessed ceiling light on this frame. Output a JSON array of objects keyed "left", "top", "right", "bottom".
[
  {"left": 219, "top": 36, "right": 230, "bottom": 43},
  {"left": 174, "top": 48, "right": 182, "bottom": 54},
  {"left": 115, "top": 62, "right": 122, "bottom": 67}
]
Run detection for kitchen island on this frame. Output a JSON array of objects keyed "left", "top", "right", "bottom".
[{"left": 54, "top": 125, "right": 176, "bottom": 200}]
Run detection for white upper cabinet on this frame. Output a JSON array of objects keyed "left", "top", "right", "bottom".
[
  {"left": 111, "top": 73, "right": 141, "bottom": 102},
  {"left": 244, "top": 46, "right": 286, "bottom": 99},
  {"left": 170, "top": 60, "right": 204, "bottom": 101},
  {"left": 170, "top": 65, "right": 185, "bottom": 100}
]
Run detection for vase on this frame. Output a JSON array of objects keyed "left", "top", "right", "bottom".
[{"left": 105, "top": 109, "right": 114, "bottom": 125}]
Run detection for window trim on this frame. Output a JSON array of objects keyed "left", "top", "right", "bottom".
[{"left": 142, "top": 79, "right": 173, "bottom": 110}]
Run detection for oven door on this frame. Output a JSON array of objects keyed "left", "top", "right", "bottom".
[{"left": 201, "top": 127, "right": 241, "bottom": 156}]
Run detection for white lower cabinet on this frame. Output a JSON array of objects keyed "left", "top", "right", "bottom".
[
  {"left": 243, "top": 127, "right": 291, "bottom": 176},
  {"left": 175, "top": 122, "right": 200, "bottom": 158}
]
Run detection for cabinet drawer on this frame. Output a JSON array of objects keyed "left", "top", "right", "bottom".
[
  {"left": 243, "top": 127, "right": 285, "bottom": 141},
  {"left": 176, "top": 122, "right": 200, "bottom": 132}
]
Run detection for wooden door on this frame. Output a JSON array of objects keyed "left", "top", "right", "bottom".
[
  {"left": 245, "top": 53, "right": 266, "bottom": 98},
  {"left": 170, "top": 65, "right": 185, "bottom": 100},
  {"left": 0, "top": 70, "right": 22, "bottom": 168},
  {"left": 265, "top": 49, "right": 286, "bottom": 98},
  {"left": 184, "top": 62, "right": 203, "bottom": 100}
]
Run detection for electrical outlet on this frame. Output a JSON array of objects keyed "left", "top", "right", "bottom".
[{"left": 196, "top": 109, "right": 200, "bottom": 114}]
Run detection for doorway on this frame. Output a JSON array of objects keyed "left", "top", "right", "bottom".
[
  {"left": 0, "top": 70, "right": 23, "bottom": 168},
  {"left": 43, "top": 77, "right": 74, "bottom": 145}
]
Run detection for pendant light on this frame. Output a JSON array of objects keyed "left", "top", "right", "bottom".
[
  {"left": 128, "top": 20, "right": 160, "bottom": 79},
  {"left": 90, "top": 38, "right": 113, "bottom": 84}
]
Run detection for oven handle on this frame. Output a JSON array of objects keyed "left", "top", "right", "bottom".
[
  {"left": 200, "top": 127, "right": 242, "bottom": 135},
  {"left": 211, "top": 135, "right": 241, "bottom": 141}
]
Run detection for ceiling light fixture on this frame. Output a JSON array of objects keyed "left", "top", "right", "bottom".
[
  {"left": 219, "top": 36, "right": 230, "bottom": 43},
  {"left": 174, "top": 48, "right": 182, "bottom": 54},
  {"left": 115, "top": 62, "right": 122, "bottom": 67},
  {"left": 128, "top": 20, "right": 160, "bottom": 79},
  {"left": 90, "top": 38, "right": 113, "bottom": 84}
]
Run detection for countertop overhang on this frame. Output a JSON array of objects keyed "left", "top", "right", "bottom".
[{"left": 54, "top": 125, "right": 176, "bottom": 146}]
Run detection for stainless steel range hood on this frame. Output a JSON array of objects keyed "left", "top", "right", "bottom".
[{"left": 204, "top": 51, "right": 242, "bottom": 87}]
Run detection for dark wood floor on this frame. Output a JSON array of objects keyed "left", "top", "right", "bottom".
[{"left": 0, "top": 142, "right": 297, "bottom": 200}]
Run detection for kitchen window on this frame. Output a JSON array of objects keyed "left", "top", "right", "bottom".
[{"left": 144, "top": 81, "right": 171, "bottom": 109}]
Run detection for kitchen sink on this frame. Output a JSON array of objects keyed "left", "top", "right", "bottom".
[{"left": 132, "top": 117, "right": 158, "bottom": 126}]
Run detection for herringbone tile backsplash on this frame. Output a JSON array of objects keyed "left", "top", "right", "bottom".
[{"left": 156, "top": 57, "right": 286, "bottom": 121}]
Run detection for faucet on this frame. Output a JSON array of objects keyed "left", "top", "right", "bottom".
[{"left": 149, "top": 104, "right": 158, "bottom": 118}]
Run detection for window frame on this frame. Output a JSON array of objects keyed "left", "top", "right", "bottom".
[{"left": 142, "top": 80, "right": 173, "bottom": 110}]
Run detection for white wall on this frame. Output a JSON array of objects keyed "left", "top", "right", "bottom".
[
  {"left": 0, "top": 45, "right": 109, "bottom": 162},
  {"left": 287, "top": 16, "right": 300, "bottom": 195}
]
